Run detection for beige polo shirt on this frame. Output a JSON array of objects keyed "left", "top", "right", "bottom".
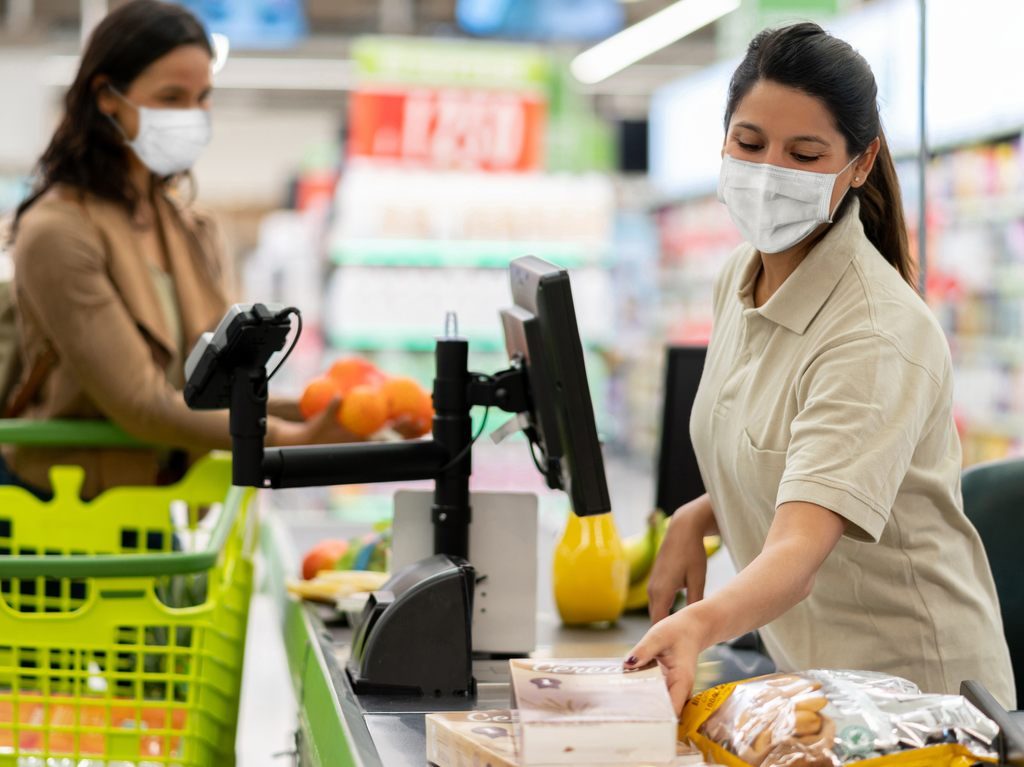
[{"left": 690, "top": 198, "right": 1016, "bottom": 708}]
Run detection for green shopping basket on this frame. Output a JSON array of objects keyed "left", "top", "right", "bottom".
[{"left": 0, "top": 420, "right": 256, "bottom": 767}]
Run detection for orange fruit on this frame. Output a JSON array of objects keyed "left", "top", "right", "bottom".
[
  {"left": 338, "top": 384, "right": 389, "bottom": 438},
  {"left": 299, "top": 376, "right": 341, "bottom": 420},
  {"left": 328, "top": 357, "right": 384, "bottom": 396},
  {"left": 380, "top": 377, "right": 434, "bottom": 437},
  {"left": 380, "top": 377, "right": 430, "bottom": 419},
  {"left": 302, "top": 539, "right": 350, "bottom": 580}
]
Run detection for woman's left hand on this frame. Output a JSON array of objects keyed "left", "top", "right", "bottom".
[
  {"left": 624, "top": 502, "right": 847, "bottom": 715},
  {"left": 625, "top": 610, "right": 709, "bottom": 715},
  {"left": 267, "top": 397, "right": 303, "bottom": 422},
  {"left": 270, "top": 397, "right": 362, "bottom": 446}
]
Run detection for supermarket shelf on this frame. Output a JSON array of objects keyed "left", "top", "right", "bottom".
[
  {"left": 940, "top": 194, "right": 1024, "bottom": 224},
  {"left": 329, "top": 239, "right": 608, "bottom": 269},
  {"left": 961, "top": 417, "right": 1024, "bottom": 440},
  {"left": 328, "top": 329, "right": 506, "bottom": 353},
  {"left": 993, "top": 265, "right": 1024, "bottom": 295},
  {"left": 327, "top": 330, "right": 608, "bottom": 354},
  {"left": 952, "top": 335, "right": 1024, "bottom": 365},
  {"left": 659, "top": 271, "right": 718, "bottom": 292},
  {"left": 932, "top": 266, "right": 1024, "bottom": 299}
]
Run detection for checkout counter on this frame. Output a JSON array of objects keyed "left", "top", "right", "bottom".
[
  {"left": 257, "top": 501, "right": 1024, "bottom": 767},
  {"left": 182, "top": 257, "right": 1023, "bottom": 767},
  {"left": 258, "top": 502, "right": 776, "bottom": 767}
]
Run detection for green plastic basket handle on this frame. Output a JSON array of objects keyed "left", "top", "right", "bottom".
[
  {"left": 0, "top": 419, "right": 144, "bottom": 448},
  {"left": 0, "top": 461, "right": 249, "bottom": 579},
  {"left": 0, "top": 419, "right": 250, "bottom": 579}
]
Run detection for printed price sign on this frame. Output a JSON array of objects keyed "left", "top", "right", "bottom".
[{"left": 348, "top": 88, "right": 546, "bottom": 172}]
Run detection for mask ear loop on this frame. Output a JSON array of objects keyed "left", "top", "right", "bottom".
[
  {"left": 102, "top": 84, "right": 136, "bottom": 143},
  {"left": 826, "top": 153, "right": 863, "bottom": 221}
]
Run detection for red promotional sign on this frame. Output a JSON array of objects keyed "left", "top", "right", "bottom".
[{"left": 348, "top": 88, "right": 546, "bottom": 172}]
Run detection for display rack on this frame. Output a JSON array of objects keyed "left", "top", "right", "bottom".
[
  {"left": 325, "top": 165, "right": 614, "bottom": 353},
  {"left": 919, "top": 136, "right": 1024, "bottom": 464},
  {"left": 617, "top": 195, "right": 740, "bottom": 461},
  {"left": 321, "top": 166, "right": 617, "bottom": 464}
]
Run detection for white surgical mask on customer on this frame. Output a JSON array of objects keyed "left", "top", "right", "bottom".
[
  {"left": 108, "top": 88, "right": 211, "bottom": 176},
  {"left": 717, "top": 153, "right": 860, "bottom": 254}
]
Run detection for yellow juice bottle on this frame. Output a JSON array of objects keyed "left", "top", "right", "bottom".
[{"left": 553, "top": 511, "right": 629, "bottom": 626}]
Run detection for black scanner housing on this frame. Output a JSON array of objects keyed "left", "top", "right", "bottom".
[{"left": 347, "top": 554, "right": 475, "bottom": 697}]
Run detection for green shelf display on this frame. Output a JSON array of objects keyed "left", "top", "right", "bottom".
[
  {"left": 328, "top": 330, "right": 506, "bottom": 353},
  {"left": 960, "top": 416, "right": 1024, "bottom": 441},
  {"left": 953, "top": 335, "right": 1024, "bottom": 365},
  {"left": 329, "top": 239, "right": 607, "bottom": 270},
  {"left": 327, "top": 330, "right": 608, "bottom": 355},
  {"left": 945, "top": 194, "right": 1024, "bottom": 224}
]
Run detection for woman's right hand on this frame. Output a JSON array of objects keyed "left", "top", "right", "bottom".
[
  {"left": 647, "top": 494, "right": 716, "bottom": 624},
  {"left": 269, "top": 398, "right": 360, "bottom": 446}
]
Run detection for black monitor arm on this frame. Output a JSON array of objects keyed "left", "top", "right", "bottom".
[{"left": 226, "top": 335, "right": 529, "bottom": 560}]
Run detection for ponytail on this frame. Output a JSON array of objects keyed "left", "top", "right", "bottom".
[{"left": 856, "top": 132, "right": 916, "bottom": 289}]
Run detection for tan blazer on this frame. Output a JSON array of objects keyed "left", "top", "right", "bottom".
[{"left": 4, "top": 185, "right": 234, "bottom": 497}]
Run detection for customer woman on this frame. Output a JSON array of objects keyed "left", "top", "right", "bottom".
[
  {"left": 626, "top": 22, "right": 1015, "bottom": 711},
  {"left": 3, "top": 0, "right": 353, "bottom": 499}
]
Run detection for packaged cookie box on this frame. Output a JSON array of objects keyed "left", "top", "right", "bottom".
[
  {"left": 426, "top": 710, "right": 716, "bottom": 767},
  {"left": 678, "top": 670, "right": 1000, "bottom": 767},
  {"left": 509, "top": 658, "right": 678, "bottom": 765}
]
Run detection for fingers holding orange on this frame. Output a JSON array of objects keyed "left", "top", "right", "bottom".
[
  {"left": 392, "top": 413, "right": 433, "bottom": 439},
  {"left": 301, "top": 357, "right": 433, "bottom": 440}
]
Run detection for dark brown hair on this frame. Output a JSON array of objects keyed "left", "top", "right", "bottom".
[
  {"left": 13, "top": 0, "right": 211, "bottom": 230},
  {"left": 725, "top": 22, "right": 915, "bottom": 288}
]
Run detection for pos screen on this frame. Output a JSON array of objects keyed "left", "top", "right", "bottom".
[{"left": 500, "top": 256, "right": 611, "bottom": 517}]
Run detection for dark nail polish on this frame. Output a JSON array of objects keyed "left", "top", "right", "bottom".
[{"left": 625, "top": 655, "right": 638, "bottom": 666}]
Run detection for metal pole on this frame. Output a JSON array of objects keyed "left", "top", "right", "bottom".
[
  {"left": 917, "top": 0, "right": 927, "bottom": 294},
  {"left": 80, "top": 0, "right": 107, "bottom": 45},
  {"left": 6, "top": 0, "right": 34, "bottom": 36},
  {"left": 431, "top": 335, "right": 472, "bottom": 560},
  {"left": 378, "top": 0, "right": 414, "bottom": 34}
]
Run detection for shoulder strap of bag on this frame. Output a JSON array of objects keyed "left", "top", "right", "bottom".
[{"left": 2, "top": 342, "right": 57, "bottom": 419}]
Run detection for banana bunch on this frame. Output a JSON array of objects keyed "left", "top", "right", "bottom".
[
  {"left": 287, "top": 569, "right": 391, "bottom": 604},
  {"left": 622, "top": 510, "right": 723, "bottom": 612}
]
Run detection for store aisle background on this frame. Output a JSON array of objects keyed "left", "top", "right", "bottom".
[
  {"left": 1, "top": 3, "right": 1019, "bottom": 764},
  {"left": 237, "top": 591, "right": 298, "bottom": 767}
]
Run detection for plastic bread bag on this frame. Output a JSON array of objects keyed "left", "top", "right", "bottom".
[{"left": 679, "top": 670, "right": 1000, "bottom": 767}]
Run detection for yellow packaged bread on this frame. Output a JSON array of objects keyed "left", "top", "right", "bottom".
[{"left": 679, "top": 670, "right": 1000, "bottom": 767}]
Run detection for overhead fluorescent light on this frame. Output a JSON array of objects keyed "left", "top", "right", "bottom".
[
  {"left": 42, "top": 55, "right": 356, "bottom": 91},
  {"left": 571, "top": 0, "right": 741, "bottom": 84},
  {"left": 211, "top": 33, "right": 231, "bottom": 75}
]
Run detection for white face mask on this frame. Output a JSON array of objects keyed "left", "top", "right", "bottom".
[
  {"left": 717, "top": 153, "right": 859, "bottom": 254},
  {"left": 108, "top": 89, "right": 211, "bottom": 176}
]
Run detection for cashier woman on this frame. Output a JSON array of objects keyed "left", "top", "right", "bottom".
[
  {"left": 1, "top": 0, "right": 365, "bottom": 499},
  {"left": 626, "top": 23, "right": 1016, "bottom": 711}
]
